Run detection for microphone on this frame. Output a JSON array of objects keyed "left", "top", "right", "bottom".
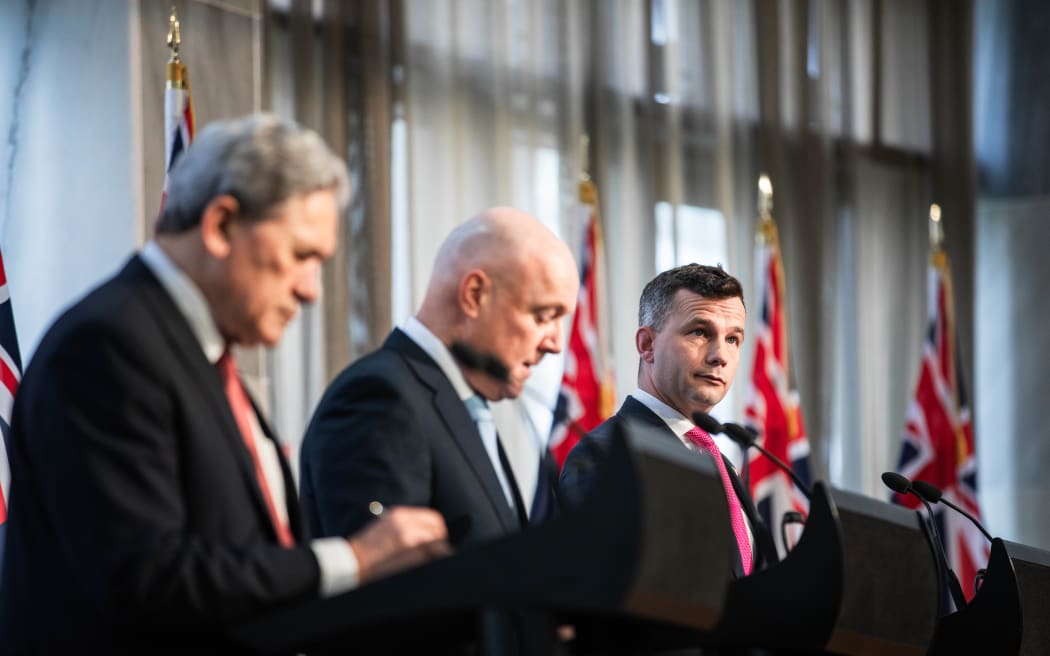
[
  {"left": 449, "top": 342, "right": 510, "bottom": 382},
  {"left": 881, "top": 471, "right": 967, "bottom": 613},
  {"left": 911, "top": 479, "right": 994, "bottom": 543},
  {"left": 694, "top": 412, "right": 812, "bottom": 500},
  {"left": 881, "top": 471, "right": 912, "bottom": 496}
]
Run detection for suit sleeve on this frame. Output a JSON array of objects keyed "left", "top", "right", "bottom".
[
  {"left": 24, "top": 321, "right": 319, "bottom": 629},
  {"left": 300, "top": 364, "right": 433, "bottom": 539}
]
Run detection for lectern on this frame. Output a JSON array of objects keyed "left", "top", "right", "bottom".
[
  {"left": 231, "top": 419, "right": 843, "bottom": 654},
  {"left": 823, "top": 488, "right": 940, "bottom": 656}
]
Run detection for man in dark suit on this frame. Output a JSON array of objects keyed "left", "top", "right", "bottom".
[
  {"left": 0, "top": 114, "right": 448, "bottom": 655},
  {"left": 299, "top": 208, "right": 578, "bottom": 548},
  {"left": 561, "top": 263, "right": 777, "bottom": 577}
]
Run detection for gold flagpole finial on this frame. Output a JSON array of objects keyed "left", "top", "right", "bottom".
[
  {"left": 579, "top": 134, "right": 591, "bottom": 183},
  {"left": 166, "top": 6, "right": 188, "bottom": 89},
  {"left": 167, "top": 6, "right": 182, "bottom": 63},
  {"left": 756, "top": 174, "right": 779, "bottom": 245},
  {"left": 758, "top": 173, "right": 773, "bottom": 220},
  {"left": 929, "top": 203, "right": 944, "bottom": 251},
  {"left": 578, "top": 134, "right": 597, "bottom": 205}
]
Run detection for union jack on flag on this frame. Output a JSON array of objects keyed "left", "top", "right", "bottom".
[
  {"left": 742, "top": 209, "right": 811, "bottom": 557},
  {"left": 893, "top": 235, "right": 988, "bottom": 603},
  {"left": 0, "top": 246, "right": 24, "bottom": 527},
  {"left": 549, "top": 174, "right": 614, "bottom": 468},
  {"left": 160, "top": 8, "right": 194, "bottom": 217}
]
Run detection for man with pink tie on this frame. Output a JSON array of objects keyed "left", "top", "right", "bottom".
[{"left": 560, "top": 263, "right": 778, "bottom": 577}]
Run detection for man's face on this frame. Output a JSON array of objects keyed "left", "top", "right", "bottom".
[
  {"left": 216, "top": 190, "right": 339, "bottom": 347},
  {"left": 637, "top": 289, "right": 745, "bottom": 419},
  {"left": 467, "top": 255, "right": 578, "bottom": 401}
]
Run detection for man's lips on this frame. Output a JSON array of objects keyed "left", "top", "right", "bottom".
[{"left": 696, "top": 373, "right": 725, "bottom": 385}]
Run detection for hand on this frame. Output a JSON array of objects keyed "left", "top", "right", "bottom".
[{"left": 347, "top": 506, "right": 450, "bottom": 584}]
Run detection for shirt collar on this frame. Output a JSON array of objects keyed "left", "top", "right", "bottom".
[
  {"left": 400, "top": 316, "right": 475, "bottom": 402},
  {"left": 139, "top": 240, "right": 226, "bottom": 364},
  {"left": 631, "top": 388, "right": 695, "bottom": 441},
  {"left": 630, "top": 387, "right": 740, "bottom": 465}
]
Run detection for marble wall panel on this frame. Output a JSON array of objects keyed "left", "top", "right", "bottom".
[{"left": 0, "top": 0, "right": 138, "bottom": 359}]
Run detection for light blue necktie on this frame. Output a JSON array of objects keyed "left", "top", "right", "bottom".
[{"left": 463, "top": 395, "right": 520, "bottom": 517}]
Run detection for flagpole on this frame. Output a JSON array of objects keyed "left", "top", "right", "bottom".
[
  {"left": 160, "top": 6, "right": 195, "bottom": 228},
  {"left": 577, "top": 135, "right": 614, "bottom": 418},
  {"left": 928, "top": 202, "right": 959, "bottom": 441},
  {"left": 754, "top": 174, "right": 795, "bottom": 432}
]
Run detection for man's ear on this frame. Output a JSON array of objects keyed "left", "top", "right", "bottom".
[
  {"left": 200, "top": 195, "right": 241, "bottom": 259},
  {"left": 636, "top": 326, "right": 656, "bottom": 363},
  {"left": 458, "top": 270, "right": 489, "bottom": 319}
]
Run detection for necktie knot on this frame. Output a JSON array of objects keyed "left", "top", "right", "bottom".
[
  {"left": 464, "top": 395, "right": 494, "bottom": 424},
  {"left": 217, "top": 351, "right": 242, "bottom": 396},
  {"left": 685, "top": 426, "right": 717, "bottom": 451}
]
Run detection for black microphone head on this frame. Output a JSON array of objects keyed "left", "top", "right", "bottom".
[
  {"left": 881, "top": 471, "right": 912, "bottom": 495},
  {"left": 692, "top": 412, "right": 724, "bottom": 434},
  {"left": 722, "top": 422, "right": 758, "bottom": 448},
  {"left": 449, "top": 342, "right": 511, "bottom": 383},
  {"left": 911, "top": 480, "right": 944, "bottom": 503},
  {"left": 479, "top": 354, "right": 511, "bottom": 382},
  {"left": 450, "top": 342, "right": 485, "bottom": 370}
]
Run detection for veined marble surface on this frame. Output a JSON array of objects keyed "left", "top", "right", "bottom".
[{"left": 0, "top": 0, "right": 138, "bottom": 361}]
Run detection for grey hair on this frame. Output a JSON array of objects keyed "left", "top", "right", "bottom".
[
  {"left": 157, "top": 113, "right": 350, "bottom": 233},
  {"left": 638, "top": 263, "right": 744, "bottom": 331}
]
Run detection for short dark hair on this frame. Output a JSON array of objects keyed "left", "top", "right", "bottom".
[
  {"left": 157, "top": 113, "right": 350, "bottom": 234},
  {"left": 638, "top": 263, "right": 744, "bottom": 330}
]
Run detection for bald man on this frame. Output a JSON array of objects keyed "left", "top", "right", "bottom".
[{"left": 299, "top": 208, "right": 578, "bottom": 548}]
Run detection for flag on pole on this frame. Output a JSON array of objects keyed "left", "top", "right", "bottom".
[
  {"left": 0, "top": 246, "right": 24, "bottom": 527},
  {"left": 742, "top": 175, "right": 812, "bottom": 557},
  {"left": 893, "top": 204, "right": 988, "bottom": 602},
  {"left": 549, "top": 138, "right": 615, "bottom": 468},
  {"left": 161, "top": 7, "right": 194, "bottom": 217}
]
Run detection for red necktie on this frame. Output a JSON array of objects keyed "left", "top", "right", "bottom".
[
  {"left": 686, "top": 427, "right": 752, "bottom": 575},
  {"left": 217, "top": 351, "right": 295, "bottom": 547}
]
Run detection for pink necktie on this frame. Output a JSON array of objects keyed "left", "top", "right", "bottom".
[
  {"left": 686, "top": 427, "right": 752, "bottom": 575},
  {"left": 217, "top": 351, "right": 295, "bottom": 548}
]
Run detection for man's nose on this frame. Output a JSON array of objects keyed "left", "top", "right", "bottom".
[
  {"left": 705, "top": 338, "right": 727, "bottom": 367},
  {"left": 540, "top": 319, "right": 564, "bottom": 354},
  {"left": 295, "top": 263, "right": 322, "bottom": 303}
]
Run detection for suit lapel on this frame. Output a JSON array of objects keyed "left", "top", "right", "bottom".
[
  {"left": 123, "top": 256, "right": 282, "bottom": 542},
  {"left": 385, "top": 330, "right": 519, "bottom": 532}
]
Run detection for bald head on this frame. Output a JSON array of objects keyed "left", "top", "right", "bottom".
[{"left": 418, "top": 207, "right": 578, "bottom": 400}]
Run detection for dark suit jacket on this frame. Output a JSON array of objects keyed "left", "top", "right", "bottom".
[
  {"left": 300, "top": 328, "right": 521, "bottom": 548},
  {"left": 0, "top": 256, "right": 318, "bottom": 655},
  {"left": 560, "top": 395, "right": 778, "bottom": 577}
]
